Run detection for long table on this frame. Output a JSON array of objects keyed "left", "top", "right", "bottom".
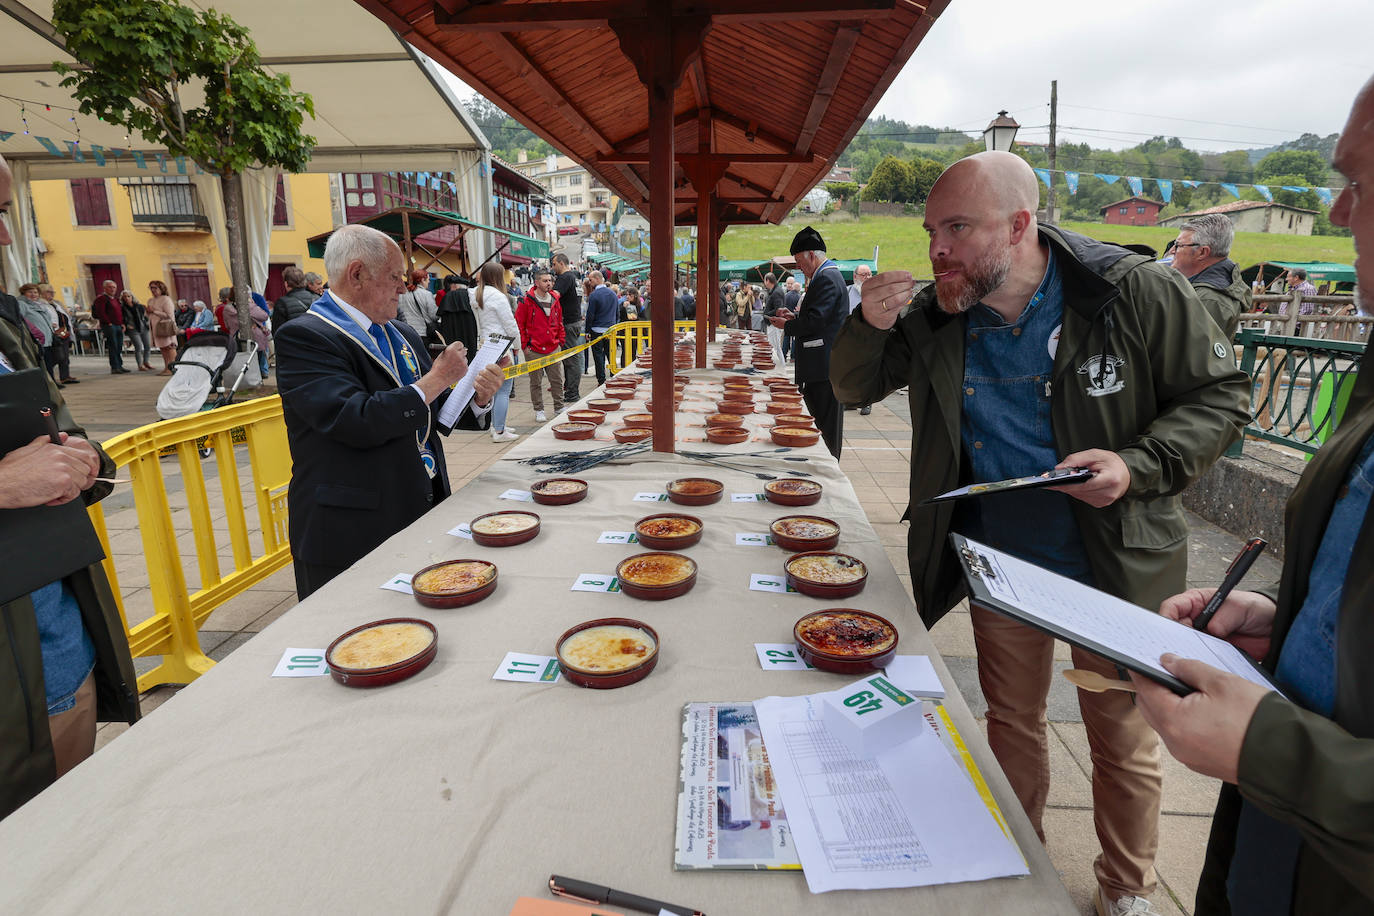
[{"left": 0, "top": 359, "right": 1075, "bottom": 914}]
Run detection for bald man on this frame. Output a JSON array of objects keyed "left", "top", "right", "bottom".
[{"left": 832, "top": 151, "right": 1249, "bottom": 916}]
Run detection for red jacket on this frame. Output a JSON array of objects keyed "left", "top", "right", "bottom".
[
  {"left": 515, "top": 290, "right": 564, "bottom": 355},
  {"left": 91, "top": 294, "right": 123, "bottom": 329}
]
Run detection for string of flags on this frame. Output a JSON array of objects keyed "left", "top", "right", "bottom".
[{"left": 1029, "top": 166, "right": 1338, "bottom": 207}]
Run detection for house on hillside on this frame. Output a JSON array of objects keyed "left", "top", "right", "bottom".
[
  {"left": 1158, "top": 200, "right": 1317, "bottom": 236},
  {"left": 1100, "top": 196, "right": 1165, "bottom": 227}
]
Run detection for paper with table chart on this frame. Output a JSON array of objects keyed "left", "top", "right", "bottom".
[
  {"left": 436, "top": 334, "right": 513, "bottom": 430},
  {"left": 957, "top": 535, "right": 1279, "bottom": 694},
  {"left": 752, "top": 690, "right": 1027, "bottom": 893}
]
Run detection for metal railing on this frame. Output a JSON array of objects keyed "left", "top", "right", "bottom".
[
  {"left": 1228, "top": 328, "right": 1366, "bottom": 457},
  {"left": 126, "top": 182, "right": 211, "bottom": 230},
  {"left": 606, "top": 320, "right": 720, "bottom": 373},
  {"left": 89, "top": 396, "right": 293, "bottom": 690}
]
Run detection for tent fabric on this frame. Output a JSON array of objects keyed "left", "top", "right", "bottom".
[
  {"left": 307, "top": 207, "right": 548, "bottom": 262},
  {"left": 1246, "top": 261, "right": 1355, "bottom": 285}
]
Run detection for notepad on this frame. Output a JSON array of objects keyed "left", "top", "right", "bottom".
[
  {"left": 952, "top": 534, "right": 1280, "bottom": 696},
  {"left": 436, "top": 334, "right": 514, "bottom": 431}
]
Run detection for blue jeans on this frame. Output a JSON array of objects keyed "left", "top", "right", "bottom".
[
  {"left": 492, "top": 378, "right": 513, "bottom": 432},
  {"left": 104, "top": 326, "right": 124, "bottom": 370}
]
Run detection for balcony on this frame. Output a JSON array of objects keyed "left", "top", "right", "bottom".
[{"left": 126, "top": 183, "right": 211, "bottom": 232}]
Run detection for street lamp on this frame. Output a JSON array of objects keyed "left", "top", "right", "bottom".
[{"left": 983, "top": 110, "right": 1020, "bottom": 152}]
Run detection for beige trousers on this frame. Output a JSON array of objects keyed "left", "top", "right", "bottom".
[{"left": 48, "top": 672, "right": 97, "bottom": 778}]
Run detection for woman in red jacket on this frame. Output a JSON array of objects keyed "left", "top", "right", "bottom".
[{"left": 514, "top": 267, "right": 565, "bottom": 422}]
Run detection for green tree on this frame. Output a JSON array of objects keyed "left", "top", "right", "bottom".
[
  {"left": 1217, "top": 150, "right": 1253, "bottom": 183},
  {"left": 826, "top": 181, "right": 859, "bottom": 203},
  {"left": 861, "top": 156, "right": 913, "bottom": 202},
  {"left": 909, "top": 158, "right": 944, "bottom": 204},
  {"left": 53, "top": 0, "right": 315, "bottom": 341},
  {"left": 1255, "top": 150, "right": 1328, "bottom": 186}
]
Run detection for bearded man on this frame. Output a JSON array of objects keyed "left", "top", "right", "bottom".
[{"left": 830, "top": 151, "right": 1250, "bottom": 916}]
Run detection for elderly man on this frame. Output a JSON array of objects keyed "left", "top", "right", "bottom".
[
  {"left": 89, "top": 279, "right": 126, "bottom": 374},
  {"left": 768, "top": 227, "right": 849, "bottom": 456},
  {"left": 274, "top": 224, "right": 504, "bottom": 599},
  {"left": 847, "top": 263, "right": 872, "bottom": 314},
  {"left": 831, "top": 151, "right": 1250, "bottom": 916},
  {"left": 1171, "top": 213, "right": 1250, "bottom": 338},
  {"left": 1132, "top": 73, "right": 1374, "bottom": 916},
  {"left": 271, "top": 266, "right": 317, "bottom": 335},
  {"left": 762, "top": 272, "right": 787, "bottom": 364},
  {"left": 0, "top": 154, "right": 140, "bottom": 820}
]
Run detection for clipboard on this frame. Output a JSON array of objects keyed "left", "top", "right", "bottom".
[
  {"left": 0, "top": 368, "right": 107, "bottom": 604},
  {"left": 951, "top": 533, "right": 1280, "bottom": 697},
  {"left": 922, "top": 466, "right": 1094, "bottom": 505},
  {"left": 436, "top": 333, "right": 515, "bottom": 432}
]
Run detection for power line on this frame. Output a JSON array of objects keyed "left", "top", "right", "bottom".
[{"left": 1058, "top": 103, "right": 1314, "bottom": 136}]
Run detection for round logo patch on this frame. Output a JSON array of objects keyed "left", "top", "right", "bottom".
[
  {"left": 1213, "top": 342, "right": 1228, "bottom": 358},
  {"left": 1048, "top": 324, "right": 1062, "bottom": 360}
]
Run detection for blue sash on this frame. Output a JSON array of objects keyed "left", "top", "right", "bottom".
[{"left": 305, "top": 294, "right": 437, "bottom": 478}]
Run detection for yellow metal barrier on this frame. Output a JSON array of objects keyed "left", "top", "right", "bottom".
[
  {"left": 89, "top": 396, "right": 293, "bottom": 691},
  {"left": 607, "top": 321, "right": 723, "bottom": 373}
]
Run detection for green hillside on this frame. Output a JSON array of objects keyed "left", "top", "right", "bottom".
[{"left": 717, "top": 217, "right": 1355, "bottom": 280}]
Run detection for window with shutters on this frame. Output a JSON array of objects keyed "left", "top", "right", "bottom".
[
  {"left": 272, "top": 174, "right": 289, "bottom": 226},
  {"left": 70, "top": 179, "right": 112, "bottom": 226}
]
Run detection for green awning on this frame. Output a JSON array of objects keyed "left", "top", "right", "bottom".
[
  {"left": 717, "top": 257, "right": 876, "bottom": 284},
  {"left": 306, "top": 206, "right": 550, "bottom": 262},
  {"left": 1241, "top": 260, "right": 1356, "bottom": 285}
]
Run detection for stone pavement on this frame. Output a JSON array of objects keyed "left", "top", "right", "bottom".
[{"left": 58, "top": 350, "right": 1284, "bottom": 915}]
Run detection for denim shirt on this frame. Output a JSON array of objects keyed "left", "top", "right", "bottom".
[
  {"left": 957, "top": 252, "right": 1094, "bottom": 583},
  {"left": 1227, "top": 432, "right": 1374, "bottom": 914}
]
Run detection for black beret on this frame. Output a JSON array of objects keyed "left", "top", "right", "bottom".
[{"left": 789, "top": 225, "right": 825, "bottom": 256}]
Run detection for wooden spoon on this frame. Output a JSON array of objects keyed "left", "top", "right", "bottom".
[{"left": 1062, "top": 669, "right": 1137, "bottom": 693}]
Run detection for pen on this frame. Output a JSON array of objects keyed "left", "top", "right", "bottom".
[
  {"left": 40, "top": 407, "right": 63, "bottom": 445},
  {"left": 1193, "top": 537, "right": 1267, "bottom": 632},
  {"left": 549, "top": 875, "right": 704, "bottom": 916}
]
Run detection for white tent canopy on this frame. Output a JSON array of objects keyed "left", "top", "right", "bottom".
[{"left": 0, "top": 0, "right": 494, "bottom": 289}]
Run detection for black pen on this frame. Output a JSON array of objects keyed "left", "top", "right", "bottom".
[
  {"left": 549, "top": 875, "right": 704, "bottom": 916},
  {"left": 40, "top": 407, "right": 63, "bottom": 444},
  {"left": 1193, "top": 537, "right": 1267, "bottom": 632}
]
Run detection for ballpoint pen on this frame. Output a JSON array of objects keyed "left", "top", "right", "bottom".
[
  {"left": 40, "top": 407, "right": 63, "bottom": 445},
  {"left": 1193, "top": 537, "right": 1267, "bottom": 632},
  {"left": 549, "top": 875, "right": 704, "bottom": 916}
]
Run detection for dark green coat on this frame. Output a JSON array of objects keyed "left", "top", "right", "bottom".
[
  {"left": 1196, "top": 341, "right": 1374, "bottom": 914},
  {"left": 0, "top": 293, "right": 140, "bottom": 822},
  {"left": 1189, "top": 259, "right": 1251, "bottom": 340},
  {"left": 830, "top": 226, "right": 1251, "bottom": 625}
]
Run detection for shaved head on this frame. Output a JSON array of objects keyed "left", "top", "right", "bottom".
[{"left": 928, "top": 151, "right": 1040, "bottom": 220}]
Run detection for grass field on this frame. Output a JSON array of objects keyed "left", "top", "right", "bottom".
[{"left": 717, "top": 216, "right": 1356, "bottom": 279}]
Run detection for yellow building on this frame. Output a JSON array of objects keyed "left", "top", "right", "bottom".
[{"left": 30, "top": 172, "right": 332, "bottom": 310}]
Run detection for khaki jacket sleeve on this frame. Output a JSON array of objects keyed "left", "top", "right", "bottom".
[
  {"left": 830, "top": 311, "right": 911, "bottom": 408},
  {"left": 1239, "top": 692, "right": 1374, "bottom": 899},
  {"left": 1115, "top": 265, "right": 1251, "bottom": 498}
]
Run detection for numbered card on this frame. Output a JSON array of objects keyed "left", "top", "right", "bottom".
[
  {"left": 380, "top": 573, "right": 414, "bottom": 594},
  {"left": 731, "top": 492, "right": 767, "bottom": 502},
  {"left": 736, "top": 532, "right": 775, "bottom": 546},
  {"left": 448, "top": 522, "right": 473, "bottom": 539},
  {"left": 633, "top": 491, "right": 669, "bottom": 502},
  {"left": 272, "top": 648, "right": 329, "bottom": 677},
  {"left": 499, "top": 488, "right": 533, "bottom": 501},
  {"left": 492, "top": 652, "right": 563, "bottom": 683},
  {"left": 749, "top": 573, "right": 798, "bottom": 594},
  {"left": 754, "top": 643, "right": 814, "bottom": 670},
  {"left": 571, "top": 573, "right": 621, "bottom": 593},
  {"left": 597, "top": 530, "right": 639, "bottom": 544},
  {"left": 822, "top": 674, "right": 926, "bottom": 757}
]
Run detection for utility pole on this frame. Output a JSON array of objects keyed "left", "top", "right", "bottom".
[{"left": 1046, "top": 80, "right": 1058, "bottom": 224}]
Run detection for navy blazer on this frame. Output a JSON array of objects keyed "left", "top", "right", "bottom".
[
  {"left": 783, "top": 263, "right": 848, "bottom": 383},
  {"left": 275, "top": 310, "right": 485, "bottom": 570}
]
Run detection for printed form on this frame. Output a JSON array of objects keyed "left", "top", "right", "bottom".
[{"left": 753, "top": 691, "right": 1027, "bottom": 893}]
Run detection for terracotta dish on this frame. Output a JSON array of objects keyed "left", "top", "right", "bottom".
[
  {"left": 568, "top": 409, "right": 607, "bottom": 425},
  {"left": 770, "top": 515, "right": 841, "bottom": 552},
  {"left": 617, "top": 552, "right": 698, "bottom": 600},
  {"left": 771, "top": 427, "right": 820, "bottom": 448},
  {"left": 410, "top": 559, "right": 499, "bottom": 608},
  {"left": 706, "top": 413, "right": 745, "bottom": 428},
  {"left": 784, "top": 551, "right": 867, "bottom": 599},
  {"left": 530, "top": 478, "right": 589, "bottom": 506},
  {"left": 469, "top": 510, "right": 541, "bottom": 547},
  {"left": 556, "top": 617, "right": 661, "bottom": 688},
  {"left": 773, "top": 414, "right": 815, "bottom": 430},
  {"left": 666, "top": 477, "right": 724, "bottom": 506},
  {"left": 613, "top": 426, "right": 653, "bottom": 444},
  {"left": 327, "top": 617, "right": 438, "bottom": 687},
  {"left": 622, "top": 412, "right": 655, "bottom": 428},
  {"left": 793, "top": 609, "right": 898, "bottom": 674},
  {"left": 634, "top": 513, "right": 704, "bottom": 549},
  {"left": 764, "top": 478, "right": 823, "bottom": 506},
  {"left": 717, "top": 400, "right": 756, "bottom": 416},
  {"left": 706, "top": 426, "right": 750, "bottom": 445},
  {"left": 587, "top": 398, "right": 621, "bottom": 412},
  {"left": 553, "top": 422, "right": 597, "bottom": 441}
]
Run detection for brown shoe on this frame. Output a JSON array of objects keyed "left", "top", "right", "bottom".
[{"left": 157, "top": 369, "right": 174, "bottom": 376}]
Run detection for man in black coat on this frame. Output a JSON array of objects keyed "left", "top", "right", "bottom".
[
  {"left": 768, "top": 226, "right": 848, "bottom": 457},
  {"left": 275, "top": 225, "right": 504, "bottom": 599},
  {"left": 270, "top": 265, "right": 317, "bottom": 336}
]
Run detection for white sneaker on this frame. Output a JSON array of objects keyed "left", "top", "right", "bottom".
[
  {"left": 491, "top": 429, "right": 519, "bottom": 443},
  {"left": 1096, "top": 890, "right": 1162, "bottom": 916},
  {"left": 535, "top": 410, "right": 547, "bottom": 422}
]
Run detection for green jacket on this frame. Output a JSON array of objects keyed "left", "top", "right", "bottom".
[
  {"left": 0, "top": 293, "right": 140, "bottom": 822},
  {"left": 830, "top": 226, "right": 1250, "bottom": 625},
  {"left": 1189, "top": 259, "right": 1250, "bottom": 340},
  {"left": 1196, "top": 342, "right": 1374, "bottom": 915}
]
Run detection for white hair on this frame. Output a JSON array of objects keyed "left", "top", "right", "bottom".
[
  {"left": 323, "top": 224, "right": 398, "bottom": 284},
  {"left": 192, "top": 300, "right": 207, "bottom": 309},
  {"left": 1180, "top": 213, "right": 1234, "bottom": 258}
]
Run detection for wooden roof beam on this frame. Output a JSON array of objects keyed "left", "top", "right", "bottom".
[
  {"left": 479, "top": 32, "right": 615, "bottom": 154},
  {"left": 432, "top": 0, "right": 896, "bottom": 30},
  {"left": 674, "top": 193, "right": 782, "bottom": 203},
  {"left": 597, "top": 151, "right": 814, "bottom": 164},
  {"left": 706, "top": 107, "right": 793, "bottom": 153},
  {"left": 765, "top": 23, "right": 861, "bottom": 220}
]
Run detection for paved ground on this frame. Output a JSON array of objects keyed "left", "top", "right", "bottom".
[{"left": 59, "top": 350, "right": 1283, "bottom": 915}]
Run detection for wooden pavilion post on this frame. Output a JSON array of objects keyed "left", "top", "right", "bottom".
[
  {"left": 693, "top": 190, "right": 714, "bottom": 367},
  {"left": 703, "top": 193, "right": 719, "bottom": 345}
]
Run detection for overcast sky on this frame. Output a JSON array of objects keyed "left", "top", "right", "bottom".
[{"left": 877, "top": 0, "right": 1374, "bottom": 152}]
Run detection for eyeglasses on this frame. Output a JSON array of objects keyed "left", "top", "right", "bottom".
[{"left": 1174, "top": 243, "right": 1202, "bottom": 250}]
